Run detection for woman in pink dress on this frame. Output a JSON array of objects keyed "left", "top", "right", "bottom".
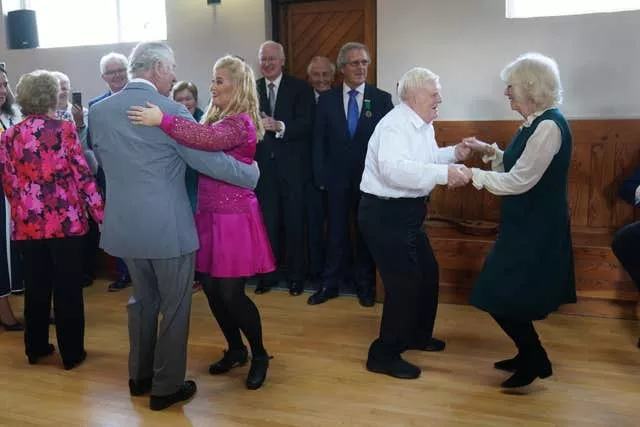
[{"left": 128, "top": 55, "right": 275, "bottom": 390}]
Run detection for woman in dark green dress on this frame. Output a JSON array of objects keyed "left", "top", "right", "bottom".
[{"left": 463, "top": 53, "right": 576, "bottom": 388}]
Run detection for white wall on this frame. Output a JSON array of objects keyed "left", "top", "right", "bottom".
[
  {"left": 0, "top": 0, "right": 269, "bottom": 108},
  {"left": 378, "top": 0, "right": 640, "bottom": 119},
  {"left": 2, "top": 0, "right": 639, "bottom": 120}
]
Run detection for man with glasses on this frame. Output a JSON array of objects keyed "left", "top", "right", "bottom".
[
  {"left": 88, "top": 52, "right": 132, "bottom": 293},
  {"left": 309, "top": 42, "right": 393, "bottom": 307},
  {"left": 253, "top": 40, "right": 315, "bottom": 296}
]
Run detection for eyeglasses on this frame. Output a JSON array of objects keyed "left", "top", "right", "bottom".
[
  {"left": 259, "top": 56, "right": 281, "bottom": 63},
  {"left": 345, "top": 59, "right": 369, "bottom": 68},
  {"left": 103, "top": 68, "right": 127, "bottom": 76}
]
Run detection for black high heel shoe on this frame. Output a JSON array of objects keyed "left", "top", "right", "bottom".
[
  {"left": 27, "top": 344, "right": 56, "bottom": 365},
  {"left": 0, "top": 320, "right": 24, "bottom": 332},
  {"left": 246, "top": 354, "right": 272, "bottom": 390},
  {"left": 208, "top": 348, "right": 248, "bottom": 375}
]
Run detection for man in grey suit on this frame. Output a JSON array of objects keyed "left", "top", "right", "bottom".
[{"left": 90, "top": 41, "right": 260, "bottom": 411}]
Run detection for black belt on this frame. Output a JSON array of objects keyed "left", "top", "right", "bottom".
[{"left": 362, "top": 192, "right": 429, "bottom": 203}]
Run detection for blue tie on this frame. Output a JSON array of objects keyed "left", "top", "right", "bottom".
[{"left": 347, "top": 89, "right": 359, "bottom": 138}]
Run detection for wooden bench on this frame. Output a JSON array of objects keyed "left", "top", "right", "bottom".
[{"left": 376, "top": 119, "right": 640, "bottom": 319}]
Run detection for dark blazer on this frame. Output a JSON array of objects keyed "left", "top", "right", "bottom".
[
  {"left": 256, "top": 74, "right": 315, "bottom": 178},
  {"left": 620, "top": 166, "right": 640, "bottom": 206},
  {"left": 312, "top": 84, "right": 393, "bottom": 189}
]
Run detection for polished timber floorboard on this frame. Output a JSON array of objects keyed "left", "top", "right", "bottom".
[{"left": 0, "top": 280, "right": 638, "bottom": 426}]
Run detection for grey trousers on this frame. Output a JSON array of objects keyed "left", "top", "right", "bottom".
[{"left": 124, "top": 252, "right": 195, "bottom": 396}]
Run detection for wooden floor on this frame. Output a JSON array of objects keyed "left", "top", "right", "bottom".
[{"left": 1, "top": 280, "right": 638, "bottom": 427}]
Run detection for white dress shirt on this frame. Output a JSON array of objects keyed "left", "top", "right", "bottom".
[
  {"left": 343, "top": 82, "right": 365, "bottom": 118},
  {"left": 360, "top": 102, "right": 457, "bottom": 198},
  {"left": 472, "top": 109, "right": 562, "bottom": 196},
  {"left": 635, "top": 186, "right": 640, "bottom": 205},
  {"left": 265, "top": 73, "right": 285, "bottom": 138}
]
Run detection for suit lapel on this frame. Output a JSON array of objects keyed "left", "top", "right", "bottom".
[
  {"left": 257, "top": 78, "right": 270, "bottom": 115},
  {"left": 273, "top": 75, "right": 290, "bottom": 118}
]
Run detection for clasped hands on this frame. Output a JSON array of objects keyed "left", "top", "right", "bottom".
[
  {"left": 448, "top": 136, "right": 494, "bottom": 189},
  {"left": 260, "top": 112, "right": 283, "bottom": 133}
]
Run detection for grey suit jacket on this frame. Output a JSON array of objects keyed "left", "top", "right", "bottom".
[{"left": 90, "top": 81, "right": 259, "bottom": 259}]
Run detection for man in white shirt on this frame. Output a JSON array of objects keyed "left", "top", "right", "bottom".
[{"left": 359, "top": 67, "right": 471, "bottom": 379}]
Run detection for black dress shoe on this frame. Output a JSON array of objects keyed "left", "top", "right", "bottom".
[
  {"left": 0, "top": 320, "right": 24, "bottom": 331},
  {"left": 307, "top": 287, "right": 339, "bottom": 305},
  {"left": 366, "top": 357, "right": 421, "bottom": 379},
  {"left": 358, "top": 293, "right": 375, "bottom": 307},
  {"left": 27, "top": 343, "right": 56, "bottom": 365},
  {"left": 494, "top": 354, "right": 522, "bottom": 372},
  {"left": 289, "top": 281, "right": 304, "bottom": 296},
  {"left": 149, "top": 380, "right": 197, "bottom": 411},
  {"left": 501, "top": 352, "right": 552, "bottom": 388},
  {"left": 63, "top": 350, "right": 87, "bottom": 370},
  {"left": 129, "top": 377, "right": 153, "bottom": 396},
  {"left": 246, "top": 354, "right": 271, "bottom": 390},
  {"left": 408, "top": 337, "right": 446, "bottom": 352},
  {"left": 209, "top": 348, "right": 248, "bottom": 375}
]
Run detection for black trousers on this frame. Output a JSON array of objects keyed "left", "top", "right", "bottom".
[
  {"left": 255, "top": 158, "right": 305, "bottom": 283},
  {"left": 82, "top": 217, "right": 100, "bottom": 283},
  {"left": 359, "top": 193, "right": 439, "bottom": 361},
  {"left": 17, "top": 236, "right": 86, "bottom": 362},
  {"left": 0, "top": 191, "right": 23, "bottom": 295},
  {"left": 305, "top": 179, "right": 327, "bottom": 280},
  {"left": 323, "top": 182, "right": 375, "bottom": 294},
  {"left": 612, "top": 221, "right": 640, "bottom": 290}
]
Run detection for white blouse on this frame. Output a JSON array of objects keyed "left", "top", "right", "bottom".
[{"left": 471, "top": 110, "right": 562, "bottom": 196}]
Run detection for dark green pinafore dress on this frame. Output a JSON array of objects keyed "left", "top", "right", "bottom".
[{"left": 469, "top": 108, "right": 577, "bottom": 321}]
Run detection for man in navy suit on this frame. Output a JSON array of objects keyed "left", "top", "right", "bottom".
[
  {"left": 611, "top": 165, "right": 640, "bottom": 347},
  {"left": 254, "top": 41, "right": 315, "bottom": 296},
  {"left": 309, "top": 42, "right": 394, "bottom": 307},
  {"left": 87, "top": 52, "right": 132, "bottom": 293}
]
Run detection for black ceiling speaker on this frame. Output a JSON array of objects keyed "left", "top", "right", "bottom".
[{"left": 6, "top": 10, "right": 39, "bottom": 49}]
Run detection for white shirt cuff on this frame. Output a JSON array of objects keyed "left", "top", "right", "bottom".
[
  {"left": 471, "top": 168, "right": 484, "bottom": 190},
  {"left": 481, "top": 143, "right": 500, "bottom": 163},
  {"left": 275, "top": 121, "right": 286, "bottom": 139},
  {"left": 635, "top": 185, "right": 640, "bottom": 206},
  {"left": 436, "top": 164, "right": 449, "bottom": 185}
]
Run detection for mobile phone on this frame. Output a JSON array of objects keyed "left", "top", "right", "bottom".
[{"left": 72, "top": 91, "right": 82, "bottom": 106}]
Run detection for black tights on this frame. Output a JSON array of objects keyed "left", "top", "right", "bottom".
[
  {"left": 491, "top": 314, "right": 544, "bottom": 356},
  {"left": 201, "top": 276, "right": 266, "bottom": 357}
]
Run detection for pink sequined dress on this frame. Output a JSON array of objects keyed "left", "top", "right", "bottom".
[{"left": 159, "top": 112, "right": 275, "bottom": 278}]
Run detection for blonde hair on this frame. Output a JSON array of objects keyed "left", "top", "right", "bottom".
[
  {"left": 501, "top": 52, "right": 563, "bottom": 109},
  {"left": 203, "top": 55, "right": 265, "bottom": 140}
]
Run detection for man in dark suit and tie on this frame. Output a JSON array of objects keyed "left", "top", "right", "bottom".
[
  {"left": 304, "top": 56, "right": 335, "bottom": 289},
  {"left": 254, "top": 41, "right": 315, "bottom": 296},
  {"left": 86, "top": 52, "right": 133, "bottom": 293},
  {"left": 309, "top": 42, "right": 394, "bottom": 307},
  {"left": 611, "top": 165, "right": 640, "bottom": 347}
]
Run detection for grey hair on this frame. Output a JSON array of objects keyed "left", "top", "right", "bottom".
[
  {"left": 100, "top": 52, "right": 128, "bottom": 74},
  {"left": 258, "top": 40, "right": 285, "bottom": 60},
  {"left": 306, "top": 56, "right": 335, "bottom": 76},
  {"left": 398, "top": 67, "right": 440, "bottom": 102},
  {"left": 500, "top": 52, "right": 563, "bottom": 109},
  {"left": 50, "top": 70, "right": 70, "bottom": 87},
  {"left": 336, "top": 42, "right": 370, "bottom": 69},
  {"left": 128, "top": 41, "right": 175, "bottom": 78}
]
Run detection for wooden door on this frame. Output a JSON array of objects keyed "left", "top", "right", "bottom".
[{"left": 276, "top": 0, "right": 377, "bottom": 84}]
